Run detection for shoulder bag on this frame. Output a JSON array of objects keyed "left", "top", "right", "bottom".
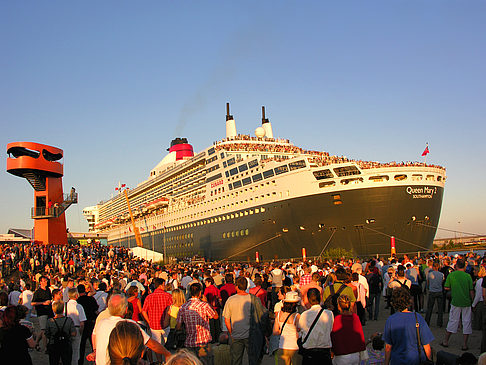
[
  {"left": 297, "top": 306, "right": 325, "bottom": 355},
  {"left": 414, "top": 312, "right": 433, "bottom": 365}
]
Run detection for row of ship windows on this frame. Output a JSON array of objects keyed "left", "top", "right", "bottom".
[
  {"left": 167, "top": 233, "right": 194, "bottom": 242},
  {"left": 223, "top": 229, "right": 249, "bottom": 238},
  {"left": 225, "top": 160, "right": 306, "bottom": 182},
  {"left": 167, "top": 242, "right": 194, "bottom": 249},
  {"left": 167, "top": 182, "right": 284, "bottom": 221},
  {"left": 318, "top": 174, "right": 442, "bottom": 188},
  {"left": 165, "top": 207, "right": 267, "bottom": 231}
]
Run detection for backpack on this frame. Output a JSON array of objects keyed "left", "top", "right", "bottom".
[
  {"left": 324, "top": 284, "right": 347, "bottom": 315},
  {"left": 52, "top": 318, "right": 70, "bottom": 347}
]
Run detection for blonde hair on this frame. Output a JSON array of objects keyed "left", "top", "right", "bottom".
[
  {"left": 52, "top": 300, "right": 65, "bottom": 315},
  {"left": 108, "top": 321, "right": 144, "bottom": 365},
  {"left": 478, "top": 266, "right": 486, "bottom": 278},
  {"left": 337, "top": 294, "right": 351, "bottom": 311},
  {"left": 165, "top": 349, "right": 202, "bottom": 365},
  {"left": 171, "top": 289, "right": 186, "bottom": 307}
]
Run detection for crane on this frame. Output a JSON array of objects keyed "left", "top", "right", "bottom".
[{"left": 124, "top": 189, "right": 143, "bottom": 248}]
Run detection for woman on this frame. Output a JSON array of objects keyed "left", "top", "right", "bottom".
[
  {"left": 0, "top": 306, "right": 35, "bottom": 365},
  {"left": 272, "top": 291, "right": 301, "bottom": 365},
  {"left": 108, "top": 320, "right": 148, "bottom": 365},
  {"left": 127, "top": 286, "right": 143, "bottom": 325},
  {"left": 366, "top": 266, "right": 383, "bottom": 321},
  {"left": 164, "top": 288, "right": 187, "bottom": 350},
  {"left": 472, "top": 265, "right": 485, "bottom": 350},
  {"left": 274, "top": 286, "right": 292, "bottom": 314},
  {"left": 331, "top": 295, "right": 366, "bottom": 365},
  {"left": 383, "top": 266, "right": 395, "bottom": 309},
  {"left": 384, "top": 287, "right": 433, "bottom": 365},
  {"left": 45, "top": 300, "right": 76, "bottom": 365},
  {"left": 204, "top": 276, "right": 222, "bottom": 342}
]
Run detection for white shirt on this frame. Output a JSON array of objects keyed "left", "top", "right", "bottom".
[
  {"left": 21, "top": 290, "right": 33, "bottom": 310},
  {"left": 63, "top": 286, "right": 73, "bottom": 303},
  {"left": 181, "top": 275, "right": 193, "bottom": 289},
  {"left": 358, "top": 274, "right": 369, "bottom": 298},
  {"left": 472, "top": 277, "right": 484, "bottom": 308},
  {"left": 298, "top": 305, "right": 333, "bottom": 349},
  {"left": 8, "top": 290, "right": 21, "bottom": 306},
  {"left": 93, "top": 316, "right": 150, "bottom": 365},
  {"left": 93, "top": 291, "right": 108, "bottom": 314},
  {"left": 66, "top": 299, "right": 87, "bottom": 327}
]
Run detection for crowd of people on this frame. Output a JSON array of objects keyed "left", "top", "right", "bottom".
[{"left": 0, "top": 241, "right": 485, "bottom": 365}]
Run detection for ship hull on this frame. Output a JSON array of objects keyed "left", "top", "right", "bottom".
[{"left": 109, "top": 184, "right": 444, "bottom": 260}]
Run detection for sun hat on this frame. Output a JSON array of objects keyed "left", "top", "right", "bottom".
[{"left": 283, "top": 291, "right": 300, "bottom": 303}]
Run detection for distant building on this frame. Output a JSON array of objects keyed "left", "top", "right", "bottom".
[
  {"left": 434, "top": 235, "right": 486, "bottom": 247},
  {"left": 82, "top": 205, "right": 101, "bottom": 231},
  {"left": 1, "top": 228, "right": 32, "bottom": 244}
]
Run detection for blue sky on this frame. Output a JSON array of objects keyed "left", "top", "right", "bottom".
[{"left": 1, "top": 1, "right": 485, "bottom": 239}]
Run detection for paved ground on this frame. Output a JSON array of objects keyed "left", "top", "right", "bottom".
[{"left": 28, "top": 299, "right": 482, "bottom": 364}]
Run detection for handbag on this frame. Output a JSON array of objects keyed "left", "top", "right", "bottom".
[
  {"left": 268, "top": 312, "right": 292, "bottom": 356},
  {"left": 298, "top": 306, "right": 325, "bottom": 355},
  {"left": 414, "top": 312, "right": 433, "bottom": 365}
]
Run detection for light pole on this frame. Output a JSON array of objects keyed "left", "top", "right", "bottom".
[{"left": 163, "top": 226, "right": 167, "bottom": 264}]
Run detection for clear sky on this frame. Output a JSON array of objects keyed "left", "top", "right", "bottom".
[{"left": 1, "top": 1, "right": 485, "bottom": 240}]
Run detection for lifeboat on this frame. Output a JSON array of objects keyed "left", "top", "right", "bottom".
[{"left": 145, "top": 197, "right": 169, "bottom": 210}]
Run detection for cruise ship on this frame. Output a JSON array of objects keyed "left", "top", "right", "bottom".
[{"left": 83, "top": 104, "right": 446, "bottom": 261}]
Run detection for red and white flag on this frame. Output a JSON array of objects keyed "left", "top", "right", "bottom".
[
  {"left": 115, "top": 182, "right": 127, "bottom": 191},
  {"left": 421, "top": 144, "right": 430, "bottom": 157}
]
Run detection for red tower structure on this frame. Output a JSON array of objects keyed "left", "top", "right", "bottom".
[{"left": 6, "top": 142, "right": 77, "bottom": 245}]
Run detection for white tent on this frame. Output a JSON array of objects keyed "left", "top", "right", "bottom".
[{"left": 130, "top": 246, "right": 164, "bottom": 262}]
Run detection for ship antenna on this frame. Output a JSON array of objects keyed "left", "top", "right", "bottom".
[
  {"left": 262, "top": 106, "right": 269, "bottom": 124},
  {"left": 226, "top": 102, "right": 233, "bottom": 121}
]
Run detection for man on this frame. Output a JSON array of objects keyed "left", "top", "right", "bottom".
[
  {"left": 249, "top": 275, "right": 267, "bottom": 307},
  {"left": 89, "top": 294, "right": 171, "bottom": 365},
  {"left": 441, "top": 258, "right": 474, "bottom": 350},
  {"left": 300, "top": 272, "right": 323, "bottom": 309},
  {"left": 124, "top": 273, "right": 145, "bottom": 294},
  {"left": 212, "top": 332, "right": 231, "bottom": 365},
  {"left": 223, "top": 276, "right": 267, "bottom": 365},
  {"left": 93, "top": 282, "right": 108, "bottom": 314},
  {"left": 66, "top": 287, "right": 87, "bottom": 365},
  {"left": 299, "top": 265, "right": 312, "bottom": 287},
  {"left": 181, "top": 269, "right": 193, "bottom": 289},
  {"left": 142, "top": 277, "right": 172, "bottom": 362},
  {"left": 76, "top": 284, "right": 98, "bottom": 365},
  {"left": 63, "top": 278, "right": 75, "bottom": 303},
  {"left": 31, "top": 275, "right": 53, "bottom": 351},
  {"left": 270, "top": 264, "right": 286, "bottom": 310},
  {"left": 425, "top": 262, "right": 444, "bottom": 327},
  {"left": 167, "top": 271, "right": 180, "bottom": 290},
  {"left": 176, "top": 282, "right": 218, "bottom": 365},
  {"left": 220, "top": 273, "right": 236, "bottom": 308},
  {"left": 298, "top": 288, "right": 334, "bottom": 365},
  {"left": 322, "top": 267, "right": 356, "bottom": 313},
  {"left": 405, "top": 263, "right": 422, "bottom": 311},
  {"left": 481, "top": 276, "right": 486, "bottom": 353}
]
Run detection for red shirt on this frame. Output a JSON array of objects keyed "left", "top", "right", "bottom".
[
  {"left": 249, "top": 286, "right": 267, "bottom": 307},
  {"left": 203, "top": 284, "right": 221, "bottom": 311},
  {"left": 177, "top": 298, "right": 216, "bottom": 347},
  {"left": 220, "top": 283, "right": 236, "bottom": 308},
  {"left": 128, "top": 296, "right": 141, "bottom": 322},
  {"left": 330, "top": 313, "right": 366, "bottom": 355},
  {"left": 142, "top": 288, "right": 172, "bottom": 330}
]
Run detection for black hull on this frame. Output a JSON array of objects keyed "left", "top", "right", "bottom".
[{"left": 110, "top": 184, "right": 444, "bottom": 260}]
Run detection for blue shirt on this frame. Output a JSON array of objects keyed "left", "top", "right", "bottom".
[{"left": 384, "top": 312, "right": 434, "bottom": 365}]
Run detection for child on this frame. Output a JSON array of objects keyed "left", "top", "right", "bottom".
[{"left": 361, "top": 332, "right": 385, "bottom": 364}]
